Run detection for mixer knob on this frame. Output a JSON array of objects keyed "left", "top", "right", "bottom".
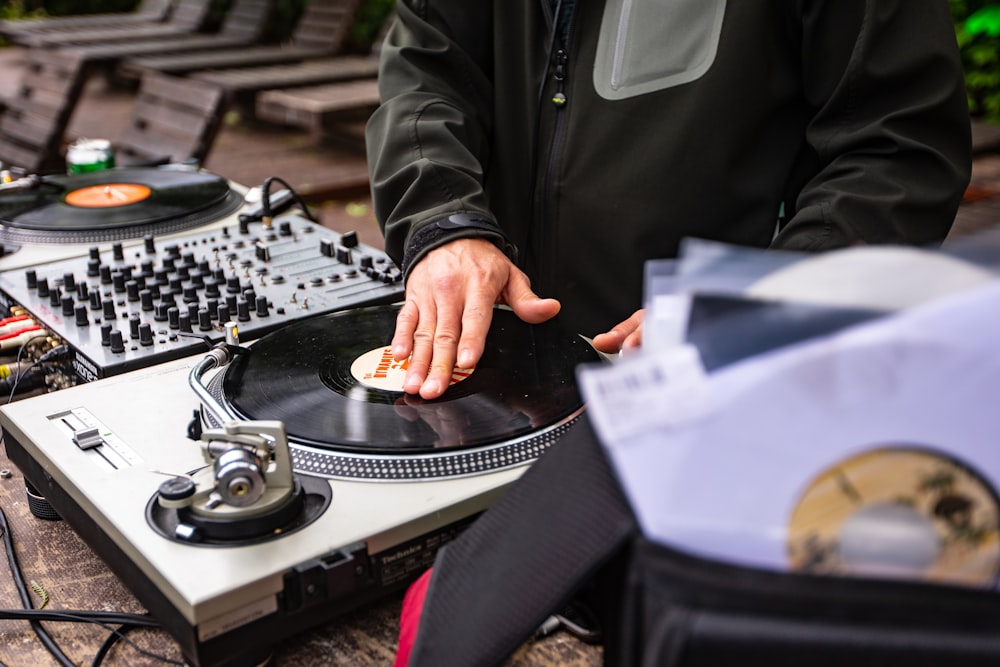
[
  {"left": 320, "top": 238, "right": 334, "bottom": 257},
  {"left": 99, "top": 265, "right": 112, "bottom": 285},
  {"left": 138, "top": 323, "right": 154, "bottom": 346},
  {"left": 167, "top": 306, "right": 180, "bottom": 329},
  {"left": 237, "top": 299, "right": 251, "bottom": 322},
  {"left": 113, "top": 273, "right": 126, "bottom": 293},
  {"left": 88, "top": 246, "right": 100, "bottom": 261},
  {"left": 126, "top": 280, "right": 140, "bottom": 302},
  {"left": 62, "top": 272, "right": 76, "bottom": 292},
  {"left": 255, "top": 295, "right": 270, "bottom": 317},
  {"left": 129, "top": 315, "right": 141, "bottom": 339},
  {"left": 112, "top": 242, "right": 124, "bottom": 261},
  {"left": 154, "top": 302, "right": 171, "bottom": 322},
  {"left": 198, "top": 309, "right": 213, "bottom": 331},
  {"left": 100, "top": 323, "right": 112, "bottom": 346},
  {"left": 178, "top": 312, "right": 192, "bottom": 333},
  {"left": 340, "top": 230, "right": 359, "bottom": 248},
  {"left": 25, "top": 269, "right": 37, "bottom": 289},
  {"left": 144, "top": 235, "right": 156, "bottom": 254},
  {"left": 61, "top": 294, "right": 75, "bottom": 316},
  {"left": 36, "top": 277, "right": 49, "bottom": 297},
  {"left": 140, "top": 289, "right": 155, "bottom": 312},
  {"left": 109, "top": 330, "right": 125, "bottom": 354},
  {"left": 49, "top": 286, "right": 62, "bottom": 308},
  {"left": 74, "top": 304, "right": 88, "bottom": 327},
  {"left": 102, "top": 299, "right": 116, "bottom": 321}
]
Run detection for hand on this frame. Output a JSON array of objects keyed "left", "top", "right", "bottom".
[
  {"left": 393, "top": 238, "right": 561, "bottom": 399},
  {"left": 592, "top": 309, "right": 644, "bottom": 354}
]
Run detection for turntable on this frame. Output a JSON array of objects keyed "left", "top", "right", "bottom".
[
  {"left": 0, "top": 166, "right": 247, "bottom": 272},
  {"left": 0, "top": 305, "right": 600, "bottom": 666},
  {"left": 0, "top": 166, "right": 405, "bottom": 384}
]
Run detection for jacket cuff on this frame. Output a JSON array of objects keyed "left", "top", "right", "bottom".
[{"left": 401, "top": 213, "right": 518, "bottom": 277}]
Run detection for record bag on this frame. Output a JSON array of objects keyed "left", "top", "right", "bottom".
[{"left": 405, "top": 283, "right": 1000, "bottom": 667}]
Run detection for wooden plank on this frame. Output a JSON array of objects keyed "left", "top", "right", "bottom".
[{"left": 256, "top": 79, "right": 379, "bottom": 133}]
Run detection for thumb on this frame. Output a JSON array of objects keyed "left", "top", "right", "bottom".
[{"left": 503, "top": 268, "right": 561, "bottom": 324}]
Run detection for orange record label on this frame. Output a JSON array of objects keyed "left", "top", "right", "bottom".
[
  {"left": 351, "top": 346, "right": 474, "bottom": 392},
  {"left": 65, "top": 183, "right": 152, "bottom": 208}
]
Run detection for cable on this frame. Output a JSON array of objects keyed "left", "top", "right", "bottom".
[
  {"left": 0, "top": 506, "right": 75, "bottom": 666},
  {"left": 0, "top": 507, "right": 185, "bottom": 665},
  {"left": 260, "top": 176, "right": 317, "bottom": 223}
]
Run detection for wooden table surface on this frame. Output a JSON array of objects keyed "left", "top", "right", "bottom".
[{"left": 0, "top": 446, "right": 601, "bottom": 667}]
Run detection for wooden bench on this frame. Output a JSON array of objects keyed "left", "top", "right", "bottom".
[
  {"left": 0, "top": 0, "right": 172, "bottom": 43},
  {"left": 256, "top": 78, "right": 380, "bottom": 136},
  {"left": 0, "top": 48, "right": 90, "bottom": 174},
  {"left": 18, "top": 0, "right": 213, "bottom": 49},
  {"left": 121, "top": 0, "right": 362, "bottom": 78}
]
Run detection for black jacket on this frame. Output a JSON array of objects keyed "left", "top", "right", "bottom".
[{"left": 366, "top": 0, "right": 972, "bottom": 337}]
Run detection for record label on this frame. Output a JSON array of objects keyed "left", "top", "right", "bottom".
[
  {"left": 350, "top": 346, "right": 474, "bottom": 391},
  {"left": 788, "top": 447, "right": 1000, "bottom": 588},
  {"left": 65, "top": 183, "right": 152, "bottom": 208}
]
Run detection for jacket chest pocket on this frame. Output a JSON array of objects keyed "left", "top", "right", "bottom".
[{"left": 593, "top": 0, "right": 726, "bottom": 100}]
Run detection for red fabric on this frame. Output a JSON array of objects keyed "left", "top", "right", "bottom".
[{"left": 393, "top": 568, "right": 433, "bottom": 667}]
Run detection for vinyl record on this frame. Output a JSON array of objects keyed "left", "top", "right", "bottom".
[
  {"left": 788, "top": 447, "right": 1000, "bottom": 588},
  {"left": 0, "top": 167, "right": 242, "bottom": 244},
  {"left": 220, "top": 305, "right": 600, "bottom": 456}
]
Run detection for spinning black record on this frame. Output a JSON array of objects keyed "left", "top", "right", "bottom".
[
  {"left": 0, "top": 167, "right": 242, "bottom": 243},
  {"left": 221, "top": 305, "right": 601, "bottom": 456}
]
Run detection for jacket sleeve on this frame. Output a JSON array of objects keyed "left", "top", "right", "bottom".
[
  {"left": 365, "top": 0, "right": 514, "bottom": 275},
  {"left": 773, "top": 0, "right": 972, "bottom": 251}
]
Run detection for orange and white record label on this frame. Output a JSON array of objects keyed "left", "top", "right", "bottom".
[{"left": 351, "top": 347, "right": 474, "bottom": 392}]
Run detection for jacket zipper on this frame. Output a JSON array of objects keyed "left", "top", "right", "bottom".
[{"left": 537, "top": 10, "right": 574, "bottom": 298}]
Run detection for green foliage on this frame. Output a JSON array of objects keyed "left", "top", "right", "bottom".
[
  {"left": 952, "top": 0, "right": 1000, "bottom": 122},
  {"left": 351, "top": 0, "right": 394, "bottom": 50}
]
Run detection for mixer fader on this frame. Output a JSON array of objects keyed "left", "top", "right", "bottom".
[{"left": 0, "top": 212, "right": 403, "bottom": 381}]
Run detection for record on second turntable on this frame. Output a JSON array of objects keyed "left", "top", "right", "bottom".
[
  {"left": 0, "top": 167, "right": 243, "bottom": 244},
  {"left": 213, "top": 305, "right": 601, "bottom": 480}
]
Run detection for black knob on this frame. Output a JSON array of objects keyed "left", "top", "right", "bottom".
[
  {"left": 74, "top": 304, "right": 88, "bottom": 327},
  {"left": 36, "top": 277, "right": 49, "bottom": 297},
  {"left": 109, "top": 330, "right": 125, "bottom": 354},
  {"left": 25, "top": 269, "right": 37, "bottom": 288},
  {"left": 217, "top": 304, "right": 230, "bottom": 323},
  {"left": 49, "top": 286, "right": 61, "bottom": 308},
  {"left": 89, "top": 291, "right": 102, "bottom": 311},
  {"left": 138, "top": 323, "right": 154, "bottom": 346},
  {"left": 144, "top": 235, "right": 156, "bottom": 254},
  {"left": 77, "top": 282, "right": 89, "bottom": 301},
  {"left": 100, "top": 323, "right": 112, "bottom": 346},
  {"left": 62, "top": 272, "right": 76, "bottom": 292},
  {"left": 61, "top": 294, "right": 74, "bottom": 316},
  {"left": 140, "top": 290, "right": 154, "bottom": 312},
  {"left": 158, "top": 476, "right": 195, "bottom": 502},
  {"left": 226, "top": 276, "right": 242, "bottom": 294},
  {"left": 88, "top": 246, "right": 100, "bottom": 261},
  {"left": 255, "top": 295, "right": 269, "bottom": 317},
  {"left": 237, "top": 299, "right": 251, "bottom": 322},
  {"left": 129, "top": 315, "right": 141, "bottom": 339},
  {"left": 279, "top": 221, "right": 292, "bottom": 236},
  {"left": 100, "top": 265, "right": 112, "bottom": 284},
  {"left": 178, "top": 312, "right": 192, "bottom": 333},
  {"left": 198, "top": 309, "right": 212, "bottom": 331},
  {"left": 340, "top": 230, "right": 359, "bottom": 248},
  {"left": 183, "top": 286, "right": 199, "bottom": 303},
  {"left": 167, "top": 306, "right": 180, "bottom": 329},
  {"left": 102, "top": 299, "right": 116, "bottom": 321},
  {"left": 155, "top": 302, "right": 171, "bottom": 322},
  {"left": 360, "top": 255, "right": 373, "bottom": 269},
  {"left": 112, "top": 273, "right": 126, "bottom": 293},
  {"left": 319, "top": 238, "right": 334, "bottom": 257},
  {"left": 204, "top": 280, "right": 220, "bottom": 298},
  {"left": 126, "top": 280, "right": 140, "bottom": 302},
  {"left": 87, "top": 259, "right": 101, "bottom": 277},
  {"left": 112, "top": 242, "right": 124, "bottom": 261}
]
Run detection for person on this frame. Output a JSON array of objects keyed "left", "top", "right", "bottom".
[{"left": 365, "top": 0, "right": 972, "bottom": 400}]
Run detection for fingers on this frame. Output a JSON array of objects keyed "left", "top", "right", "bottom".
[
  {"left": 392, "top": 238, "right": 564, "bottom": 400},
  {"left": 592, "top": 309, "right": 645, "bottom": 354}
]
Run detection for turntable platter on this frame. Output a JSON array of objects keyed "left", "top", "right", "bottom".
[
  {"left": 0, "top": 167, "right": 243, "bottom": 244},
  {"left": 221, "top": 306, "right": 600, "bottom": 458}
]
